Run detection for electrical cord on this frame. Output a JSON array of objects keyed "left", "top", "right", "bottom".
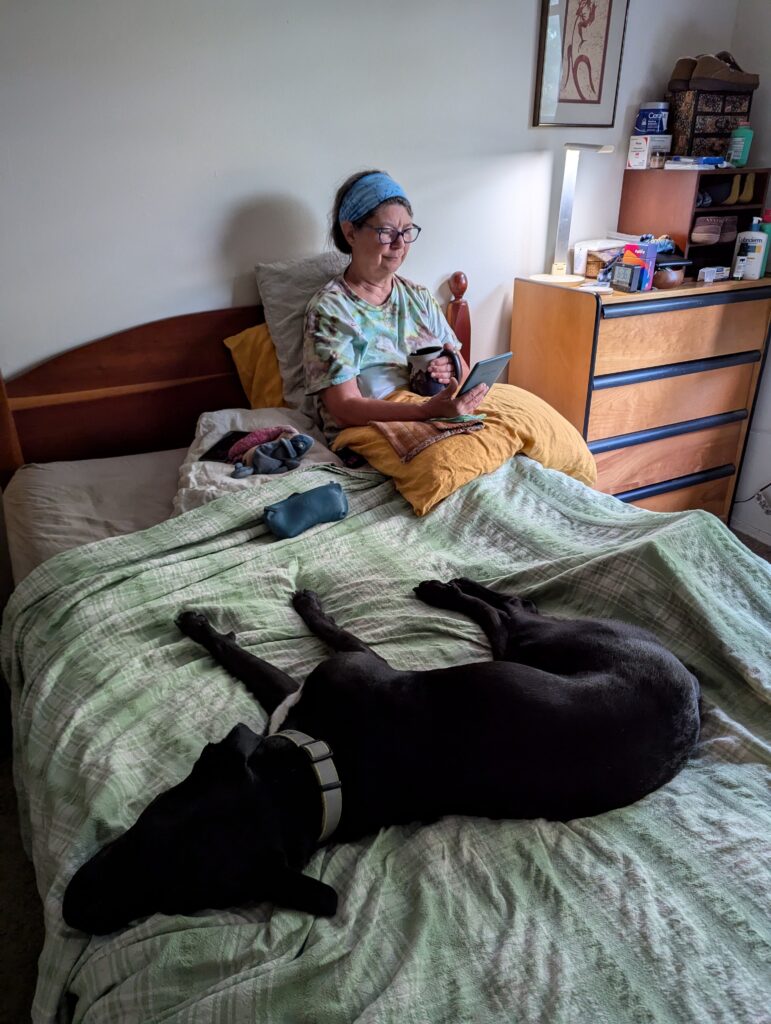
[{"left": 734, "top": 481, "right": 771, "bottom": 504}]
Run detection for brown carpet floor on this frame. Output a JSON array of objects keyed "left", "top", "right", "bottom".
[{"left": 1, "top": 530, "right": 768, "bottom": 1022}]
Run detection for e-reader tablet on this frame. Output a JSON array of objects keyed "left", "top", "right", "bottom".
[{"left": 457, "top": 353, "right": 512, "bottom": 396}]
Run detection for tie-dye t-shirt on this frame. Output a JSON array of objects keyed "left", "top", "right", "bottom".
[{"left": 303, "top": 274, "right": 460, "bottom": 438}]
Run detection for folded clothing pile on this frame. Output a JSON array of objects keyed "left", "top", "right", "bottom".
[{"left": 228, "top": 426, "right": 315, "bottom": 477}]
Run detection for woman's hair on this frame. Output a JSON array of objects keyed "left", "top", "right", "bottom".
[{"left": 330, "top": 169, "right": 413, "bottom": 254}]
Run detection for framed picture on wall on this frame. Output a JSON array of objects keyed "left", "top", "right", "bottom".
[{"left": 533, "top": 0, "right": 629, "bottom": 127}]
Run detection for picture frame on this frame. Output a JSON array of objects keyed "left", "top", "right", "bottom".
[{"left": 533, "top": 0, "right": 629, "bottom": 127}]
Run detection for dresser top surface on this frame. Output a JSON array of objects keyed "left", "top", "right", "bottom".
[
  {"left": 599, "top": 279, "right": 770, "bottom": 306},
  {"left": 516, "top": 277, "right": 770, "bottom": 305}
]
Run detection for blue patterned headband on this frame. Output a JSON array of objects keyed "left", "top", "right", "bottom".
[{"left": 338, "top": 172, "right": 409, "bottom": 224}]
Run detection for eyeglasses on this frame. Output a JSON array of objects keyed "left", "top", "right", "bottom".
[{"left": 362, "top": 223, "right": 422, "bottom": 245}]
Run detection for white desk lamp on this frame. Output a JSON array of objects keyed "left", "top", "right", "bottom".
[{"left": 532, "top": 142, "right": 615, "bottom": 284}]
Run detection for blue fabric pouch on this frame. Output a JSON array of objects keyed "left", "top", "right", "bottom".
[{"left": 263, "top": 482, "right": 348, "bottom": 539}]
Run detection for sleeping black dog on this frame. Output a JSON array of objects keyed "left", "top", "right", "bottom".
[{"left": 63, "top": 578, "right": 701, "bottom": 934}]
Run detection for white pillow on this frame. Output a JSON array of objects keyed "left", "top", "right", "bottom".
[
  {"left": 254, "top": 251, "right": 348, "bottom": 416},
  {"left": 173, "top": 407, "right": 342, "bottom": 515}
]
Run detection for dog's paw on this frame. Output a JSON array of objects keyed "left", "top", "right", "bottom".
[
  {"left": 175, "top": 610, "right": 213, "bottom": 643},
  {"left": 413, "top": 580, "right": 457, "bottom": 607},
  {"left": 292, "top": 589, "right": 322, "bottom": 615}
]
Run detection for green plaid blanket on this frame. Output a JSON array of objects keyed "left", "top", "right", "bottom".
[{"left": 3, "top": 458, "right": 770, "bottom": 1024}]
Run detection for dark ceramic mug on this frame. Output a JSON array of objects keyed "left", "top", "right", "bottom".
[{"left": 408, "top": 345, "right": 463, "bottom": 397}]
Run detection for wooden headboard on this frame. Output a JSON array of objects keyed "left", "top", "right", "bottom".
[
  {"left": 0, "top": 273, "right": 471, "bottom": 489},
  {"left": 0, "top": 307, "right": 262, "bottom": 488}
]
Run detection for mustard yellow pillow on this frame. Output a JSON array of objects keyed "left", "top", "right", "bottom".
[
  {"left": 332, "top": 383, "right": 596, "bottom": 516},
  {"left": 224, "top": 323, "right": 287, "bottom": 409}
]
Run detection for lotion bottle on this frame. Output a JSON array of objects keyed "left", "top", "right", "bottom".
[
  {"left": 731, "top": 217, "right": 767, "bottom": 280},
  {"left": 759, "top": 210, "right": 771, "bottom": 277},
  {"left": 726, "top": 123, "right": 753, "bottom": 167}
]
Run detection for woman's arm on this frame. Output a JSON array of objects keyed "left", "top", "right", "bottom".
[{"left": 321, "top": 377, "right": 487, "bottom": 428}]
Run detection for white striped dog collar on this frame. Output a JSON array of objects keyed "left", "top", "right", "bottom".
[{"left": 273, "top": 730, "right": 342, "bottom": 843}]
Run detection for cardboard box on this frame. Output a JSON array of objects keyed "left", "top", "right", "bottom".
[
  {"left": 621, "top": 242, "right": 658, "bottom": 291},
  {"left": 626, "top": 134, "right": 672, "bottom": 169}
]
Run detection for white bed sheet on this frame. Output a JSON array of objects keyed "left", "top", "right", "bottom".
[
  {"left": 2, "top": 407, "right": 346, "bottom": 584},
  {"left": 2, "top": 448, "right": 187, "bottom": 584}
]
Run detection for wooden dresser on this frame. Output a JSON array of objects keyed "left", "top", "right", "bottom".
[{"left": 509, "top": 278, "right": 770, "bottom": 518}]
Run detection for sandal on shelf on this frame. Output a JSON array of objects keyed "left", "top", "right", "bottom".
[
  {"left": 724, "top": 175, "right": 742, "bottom": 205},
  {"left": 739, "top": 172, "right": 755, "bottom": 204}
]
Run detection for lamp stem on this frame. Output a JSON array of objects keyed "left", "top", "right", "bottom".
[{"left": 551, "top": 148, "right": 581, "bottom": 276}]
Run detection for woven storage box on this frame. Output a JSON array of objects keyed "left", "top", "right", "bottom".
[{"left": 668, "top": 89, "right": 754, "bottom": 157}]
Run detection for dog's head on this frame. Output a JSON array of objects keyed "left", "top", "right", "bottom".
[{"left": 62, "top": 724, "right": 337, "bottom": 934}]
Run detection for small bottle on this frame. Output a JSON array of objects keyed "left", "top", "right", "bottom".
[
  {"left": 732, "top": 241, "right": 749, "bottom": 279},
  {"left": 731, "top": 218, "right": 767, "bottom": 280},
  {"left": 726, "top": 122, "right": 753, "bottom": 167}
]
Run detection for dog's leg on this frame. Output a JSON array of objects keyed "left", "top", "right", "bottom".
[
  {"left": 176, "top": 611, "right": 299, "bottom": 712},
  {"left": 414, "top": 579, "right": 533, "bottom": 661},
  {"left": 292, "top": 590, "right": 386, "bottom": 662},
  {"left": 450, "top": 577, "right": 538, "bottom": 615}
]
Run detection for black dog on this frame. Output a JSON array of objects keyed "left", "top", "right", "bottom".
[{"left": 63, "top": 579, "right": 701, "bottom": 934}]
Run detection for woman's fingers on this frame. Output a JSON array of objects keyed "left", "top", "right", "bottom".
[
  {"left": 424, "top": 381, "right": 488, "bottom": 419},
  {"left": 428, "top": 355, "right": 453, "bottom": 382},
  {"left": 457, "top": 383, "right": 488, "bottom": 412}
]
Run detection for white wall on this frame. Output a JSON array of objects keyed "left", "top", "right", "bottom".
[
  {"left": 1, "top": 0, "right": 767, "bottom": 533},
  {"left": 726, "top": 0, "right": 771, "bottom": 543}
]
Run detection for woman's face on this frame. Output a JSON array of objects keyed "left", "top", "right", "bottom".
[{"left": 345, "top": 202, "right": 415, "bottom": 280}]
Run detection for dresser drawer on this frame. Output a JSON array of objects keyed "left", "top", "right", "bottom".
[
  {"left": 595, "top": 298, "right": 770, "bottom": 375},
  {"left": 587, "top": 361, "right": 756, "bottom": 441},
  {"left": 594, "top": 421, "right": 743, "bottom": 495},
  {"left": 630, "top": 474, "right": 734, "bottom": 516}
]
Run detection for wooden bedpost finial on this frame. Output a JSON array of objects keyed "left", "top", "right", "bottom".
[
  {"left": 449, "top": 271, "right": 468, "bottom": 301},
  {"left": 446, "top": 271, "right": 471, "bottom": 365}
]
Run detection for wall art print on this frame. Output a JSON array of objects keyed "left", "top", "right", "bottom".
[{"left": 533, "top": 0, "right": 629, "bottom": 127}]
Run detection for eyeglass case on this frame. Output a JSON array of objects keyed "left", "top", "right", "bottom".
[{"left": 263, "top": 482, "right": 348, "bottom": 539}]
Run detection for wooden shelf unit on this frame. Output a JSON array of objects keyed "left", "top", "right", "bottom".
[
  {"left": 617, "top": 166, "right": 770, "bottom": 278},
  {"left": 509, "top": 278, "right": 770, "bottom": 519}
]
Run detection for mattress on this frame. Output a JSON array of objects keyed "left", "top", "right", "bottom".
[
  {"left": 2, "top": 449, "right": 187, "bottom": 584},
  {"left": 3, "top": 457, "right": 770, "bottom": 1023}
]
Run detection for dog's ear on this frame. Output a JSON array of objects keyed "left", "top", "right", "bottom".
[{"left": 267, "top": 865, "right": 338, "bottom": 917}]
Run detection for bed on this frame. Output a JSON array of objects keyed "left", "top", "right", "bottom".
[{"left": 1, "top": 258, "right": 769, "bottom": 1024}]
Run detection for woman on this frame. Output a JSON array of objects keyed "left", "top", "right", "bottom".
[{"left": 303, "top": 170, "right": 488, "bottom": 437}]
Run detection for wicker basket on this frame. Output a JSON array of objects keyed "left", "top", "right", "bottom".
[{"left": 584, "top": 247, "right": 624, "bottom": 279}]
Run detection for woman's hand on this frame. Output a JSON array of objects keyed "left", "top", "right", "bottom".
[
  {"left": 427, "top": 343, "right": 460, "bottom": 385},
  {"left": 427, "top": 347, "right": 455, "bottom": 385},
  {"left": 422, "top": 379, "right": 488, "bottom": 419}
]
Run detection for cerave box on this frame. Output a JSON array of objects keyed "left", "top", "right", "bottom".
[{"left": 626, "top": 134, "right": 672, "bottom": 169}]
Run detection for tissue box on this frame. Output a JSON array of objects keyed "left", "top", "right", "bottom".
[{"left": 626, "top": 134, "right": 672, "bottom": 169}]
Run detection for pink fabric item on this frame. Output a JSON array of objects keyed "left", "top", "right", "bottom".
[{"left": 228, "top": 425, "right": 298, "bottom": 463}]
